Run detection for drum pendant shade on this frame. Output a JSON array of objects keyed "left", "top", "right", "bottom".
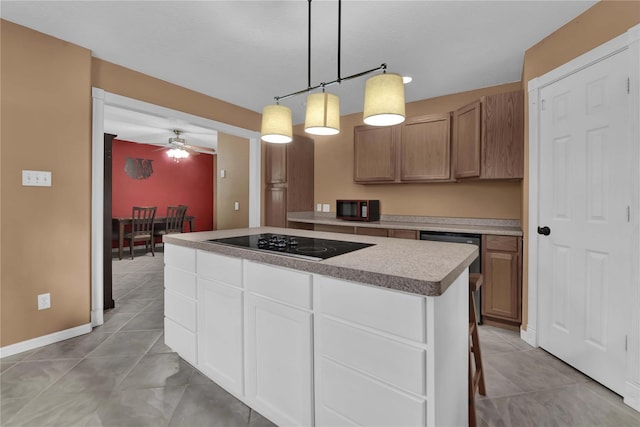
[
  {"left": 305, "top": 92, "right": 340, "bottom": 135},
  {"left": 363, "top": 73, "right": 406, "bottom": 126},
  {"left": 261, "top": 105, "right": 293, "bottom": 143}
]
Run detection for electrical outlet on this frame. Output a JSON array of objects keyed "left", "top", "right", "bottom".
[
  {"left": 234, "top": 201, "right": 239, "bottom": 211},
  {"left": 316, "top": 203, "right": 322, "bottom": 212},
  {"left": 38, "top": 293, "right": 51, "bottom": 310},
  {"left": 322, "top": 204, "right": 330, "bottom": 212}
]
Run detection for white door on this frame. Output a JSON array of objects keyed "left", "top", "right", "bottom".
[{"left": 538, "top": 49, "right": 631, "bottom": 395}]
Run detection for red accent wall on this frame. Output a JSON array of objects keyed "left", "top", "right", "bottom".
[{"left": 112, "top": 139, "right": 214, "bottom": 233}]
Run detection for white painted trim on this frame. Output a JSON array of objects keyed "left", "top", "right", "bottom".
[
  {"left": 627, "top": 23, "right": 640, "bottom": 412},
  {"left": 91, "top": 87, "right": 105, "bottom": 327},
  {"left": 90, "top": 90, "right": 262, "bottom": 334},
  {"left": 248, "top": 137, "right": 261, "bottom": 227},
  {"left": 526, "top": 82, "right": 540, "bottom": 349},
  {"left": 527, "top": 23, "right": 640, "bottom": 412},
  {"left": 520, "top": 325, "right": 537, "bottom": 348},
  {"left": 102, "top": 92, "right": 260, "bottom": 140},
  {"left": 626, "top": 381, "right": 640, "bottom": 413},
  {"left": 0, "top": 323, "right": 92, "bottom": 358}
]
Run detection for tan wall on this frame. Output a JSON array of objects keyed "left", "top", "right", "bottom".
[
  {"left": 305, "top": 82, "right": 524, "bottom": 219},
  {"left": 1, "top": 20, "right": 262, "bottom": 347},
  {"left": 216, "top": 133, "right": 250, "bottom": 230},
  {"left": 1, "top": 21, "right": 92, "bottom": 346},
  {"left": 520, "top": 1, "right": 640, "bottom": 330}
]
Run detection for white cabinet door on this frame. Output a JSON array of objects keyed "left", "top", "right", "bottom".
[
  {"left": 197, "top": 277, "right": 244, "bottom": 396},
  {"left": 245, "top": 293, "right": 314, "bottom": 427}
]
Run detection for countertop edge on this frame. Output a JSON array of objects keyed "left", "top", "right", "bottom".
[{"left": 164, "top": 228, "right": 479, "bottom": 297}]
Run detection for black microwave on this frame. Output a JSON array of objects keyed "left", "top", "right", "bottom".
[{"left": 336, "top": 200, "right": 380, "bottom": 222}]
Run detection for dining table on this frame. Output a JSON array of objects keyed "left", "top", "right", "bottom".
[{"left": 113, "top": 215, "right": 195, "bottom": 260}]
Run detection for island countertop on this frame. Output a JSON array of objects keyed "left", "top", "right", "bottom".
[{"left": 164, "top": 227, "right": 478, "bottom": 297}]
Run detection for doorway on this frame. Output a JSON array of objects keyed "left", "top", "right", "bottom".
[
  {"left": 527, "top": 25, "right": 640, "bottom": 410},
  {"left": 90, "top": 89, "right": 261, "bottom": 327}
]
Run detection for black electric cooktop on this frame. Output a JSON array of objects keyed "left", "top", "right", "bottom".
[{"left": 206, "top": 233, "right": 374, "bottom": 261}]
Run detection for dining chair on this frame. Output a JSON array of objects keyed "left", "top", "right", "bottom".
[
  {"left": 154, "top": 205, "right": 188, "bottom": 248},
  {"left": 124, "top": 206, "right": 157, "bottom": 259}
]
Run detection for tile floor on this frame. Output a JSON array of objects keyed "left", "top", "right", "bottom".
[{"left": 1, "top": 249, "right": 639, "bottom": 426}]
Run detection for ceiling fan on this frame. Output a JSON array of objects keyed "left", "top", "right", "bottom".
[{"left": 158, "top": 130, "right": 216, "bottom": 158}]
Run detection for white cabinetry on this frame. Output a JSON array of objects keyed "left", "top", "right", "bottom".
[
  {"left": 197, "top": 251, "right": 244, "bottom": 396},
  {"left": 164, "top": 243, "right": 468, "bottom": 427},
  {"left": 244, "top": 261, "right": 314, "bottom": 427},
  {"left": 164, "top": 244, "right": 197, "bottom": 366}
]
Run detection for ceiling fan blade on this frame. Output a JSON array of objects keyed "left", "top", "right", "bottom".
[
  {"left": 183, "top": 146, "right": 200, "bottom": 156},
  {"left": 152, "top": 146, "right": 168, "bottom": 152},
  {"left": 187, "top": 144, "right": 216, "bottom": 155}
]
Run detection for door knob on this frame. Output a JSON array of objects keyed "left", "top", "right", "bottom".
[{"left": 537, "top": 226, "right": 551, "bottom": 236}]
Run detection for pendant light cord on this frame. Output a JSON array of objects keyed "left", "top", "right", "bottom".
[
  {"left": 308, "top": 0, "right": 312, "bottom": 90},
  {"left": 337, "top": 0, "right": 341, "bottom": 82}
]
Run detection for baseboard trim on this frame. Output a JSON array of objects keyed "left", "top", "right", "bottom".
[
  {"left": 520, "top": 325, "right": 538, "bottom": 347},
  {"left": 625, "top": 381, "right": 640, "bottom": 413},
  {"left": 0, "top": 323, "right": 92, "bottom": 359}
]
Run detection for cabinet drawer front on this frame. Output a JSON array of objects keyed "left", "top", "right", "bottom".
[
  {"left": 165, "top": 266, "right": 197, "bottom": 299},
  {"left": 316, "top": 357, "right": 426, "bottom": 427},
  {"left": 165, "top": 289, "right": 197, "bottom": 332},
  {"left": 317, "top": 276, "right": 426, "bottom": 343},
  {"left": 484, "top": 235, "right": 519, "bottom": 252},
  {"left": 388, "top": 229, "right": 418, "bottom": 240},
  {"left": 164, "top": 318, "right": 197, "bottom": 366},
  {"left": 244, "top": 261, "right": 312, "bottom": 309},
  {"left": 319, "top": 317, "right": 426, "bottom": 395},
  {"left": 164, "top": 244, "right": 196, "bottom": 272},
  {"left": 197, "top": 250, "right": 242, "bottom": 287}
]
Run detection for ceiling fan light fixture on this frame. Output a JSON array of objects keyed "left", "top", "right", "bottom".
[
  {"left": 304, "top": 92, "right": 340, "bottom": 136},
  {"left": 261, "top": 104, "right": 293, "bottom": 144},
  {"left": 363, "top": 72, "right": 406, "bottom": 126},
  {"left": 167, "top": 148, "right": 189, "bottom": 159}
]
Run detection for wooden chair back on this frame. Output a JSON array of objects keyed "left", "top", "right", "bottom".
[
  {"left": 131, "top": 206, "right": 157, "bottom": 237},
  {"left": 164, "top": 205, "right": 188, "bottom": 234}
]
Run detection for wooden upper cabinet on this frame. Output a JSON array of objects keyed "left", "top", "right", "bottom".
[
  {"left": 353, "top": 125, "right": 398, "bottom": 183},
  {"left": 354, "top": 114, "right": 452, "bottom": 184},
  {"left": 481, "top": 91, "right": 524, "bottom": 179},
  {"left": 454, "top": 91, "right": 524, "bottom": 180},
  {"left": 454, "top": 101, "right": 481, "bottom": 179},
  {"left": 400, "top": 113, "right": 451, "bottom": 181},
  {"left": 265, "top": 143, "right": 287, "bottom": 184}
]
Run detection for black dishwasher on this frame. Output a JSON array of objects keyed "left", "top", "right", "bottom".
[{"left": 420, "top": 231, "right": 482, "bottom": 324}]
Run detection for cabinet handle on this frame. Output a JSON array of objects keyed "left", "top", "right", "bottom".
[{"left": 537, "top": 226, "right": 551, "bottom": 236}]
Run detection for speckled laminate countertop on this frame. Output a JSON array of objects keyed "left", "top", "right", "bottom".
[
  {"left": 287, "top": 212, "right": 523, "bottom": 236},
  {"left": 164, "top": 227, "right": 478, "bottom": 297}
]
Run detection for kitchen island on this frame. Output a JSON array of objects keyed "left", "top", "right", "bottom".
[{"left": 163, "top": 227, "right": 478, "bottom": 427}]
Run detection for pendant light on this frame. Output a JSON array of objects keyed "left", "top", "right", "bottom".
[
  {"left": 305, "top": 89, "right": 340, "bottom": 135},
  {"left": 261, "top": 0, "right": 408, "bottom": 143},
  {"left": 363, "top": 72, "right": 406, "bottom": 126},
  {"left": 261, "top": 104, "right": 293, "bottom": 144}
]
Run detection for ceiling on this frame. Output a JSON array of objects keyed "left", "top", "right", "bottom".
[{"left": 1, "top": 0, "right": 597, "bottom": 146}]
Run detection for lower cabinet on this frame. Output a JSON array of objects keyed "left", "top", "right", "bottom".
[
  {"left": 164, "top": 244, "right": 468, "bottom": 427},
  {"left": 245, "top": 293, "right": 314, "bottom": 427},
  {"left": 481, "top": 235, "right": 522, "bottom": 329},
  {"left": 197, "top": 277, "right": 244, "bottom": 396}
]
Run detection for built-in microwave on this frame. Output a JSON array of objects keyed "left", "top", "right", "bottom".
[{"left": 336, "top": 200, "right": 380, "bottom": 222}]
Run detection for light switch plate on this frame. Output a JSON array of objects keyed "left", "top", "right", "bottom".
[
  {"left": 22, "top": 170, "right": 52, "bottom": 187},
  {"left": 322, "top": 204, "right": 330, "bottom": 212},
  {"left": 234, "top": 201, "right": 239, "bottom": 211},
  {"left": 220, "top": 169, "right": 226, "bottom": 178},
  {"left": 316, "top": 203, "right": 322, "bottom": 212}
]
